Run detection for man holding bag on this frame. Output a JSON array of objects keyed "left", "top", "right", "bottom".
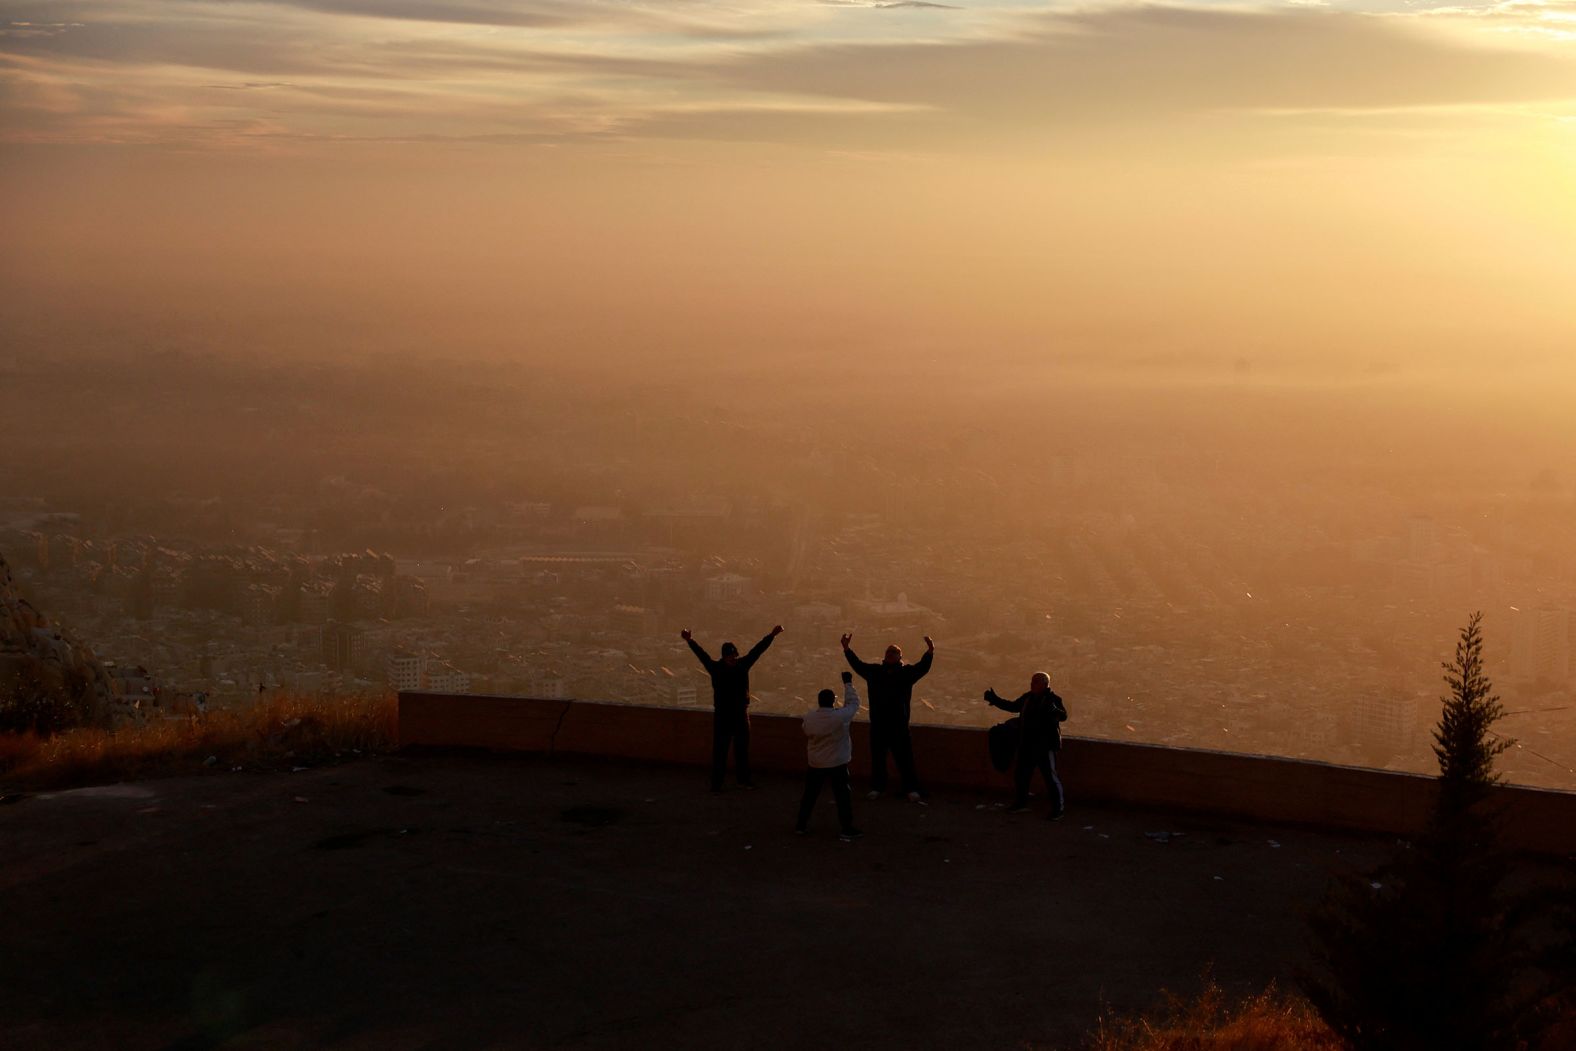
[{"left": 985, "top": 670, "right": 1068, "bottom": 819}]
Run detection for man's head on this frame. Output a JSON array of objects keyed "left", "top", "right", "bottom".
[
  {"left": 1030, "top": 671, "right": 1050, "bottom": 694},
  {"left": 883, "top": 644, "right": 902, "bottom": 666},
  {"left": 720, "top": 641, "right": 739, "bottom": 664},
  {"left": 817, "top": 688, "right": 836, "bottom": 708}
]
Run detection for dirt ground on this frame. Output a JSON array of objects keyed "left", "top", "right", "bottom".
[{"left": 0, "top": 753, "right": 1393, "bottom": 1050}]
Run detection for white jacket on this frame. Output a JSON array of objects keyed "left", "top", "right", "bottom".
[{"left": 801, "top": 680, "right": 861, "bottom": 768}]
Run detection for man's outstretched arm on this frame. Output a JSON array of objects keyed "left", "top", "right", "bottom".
[
  {"left": 841, "top": 633, "right": 876, "bottom": 677},
  {"left": 740, "top": 624, "right": 783, "bottom": 669},
  {"left": 984, "top": 688, "right": 1025, "bottom": 713},
  {"left": 681, "top": 628, "right": 716, "bottom": 672},
  {"left": 910, "top": 636, "right": 935, "bottom": 681}
]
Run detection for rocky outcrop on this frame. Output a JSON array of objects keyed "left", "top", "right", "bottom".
[{"left": 1, "top": 549, "right": 117, "bottom": 733}]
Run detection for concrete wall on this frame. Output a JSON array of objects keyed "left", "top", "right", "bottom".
[{"left": 399, "top": 692, "right": 1576, "bottom": 855}]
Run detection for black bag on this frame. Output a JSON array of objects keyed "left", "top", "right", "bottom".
[{"left": 988, "top": 717, "right": 1020, "bottom": 772}]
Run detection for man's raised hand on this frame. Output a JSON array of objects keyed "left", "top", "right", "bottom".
[
  {"left": 771, "top": 625, "right": 784, "bottom": 636},
  {"left": 840, "top": 632, "right": 853, "bottom": 650},
  {"left": 842, "top": 671, "right": 853, "bottom": 683},
  {"left": 923, "top": 635, "right": 935, "bottom": 651},
  {"left": 681, "top": 628, "right": 692, "bottom": 641}
]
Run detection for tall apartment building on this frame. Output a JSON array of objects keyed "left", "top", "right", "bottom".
[
  {"left": 321, "top": 620, "right": 364, "bottom": 673},
  {"left": 1509, "top": 607, "right": 1572, "bottom": 684},
  {"left": 386, "top": 651, "right": 425, "bottom": 691},
  {"left": 1351, "top": 692, "right": 1419, "bottom": 766}
]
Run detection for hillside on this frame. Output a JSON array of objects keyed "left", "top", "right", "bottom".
[{"left": 0, "top": 550, "right": 117, "bottom": 732}]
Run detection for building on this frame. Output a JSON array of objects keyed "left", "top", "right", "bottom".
[
  {"left": 527, "top": 671, "right": 568, "bottom": 700},
  {"left": 610, "top": 604, "right": 658, "bottom": 635},
  {"left": 704, "top": 573, "right": 751, "bottom": 603},
  {"left": 851, "top": 592, "right": 932, "bottom": 628},
  {"left": 298, "top": 582, "right": 333, "bottom": 623},
  {"left": 348, "top": 576, "right": 384, "bottom": 620},
  {"left": 1406, "top": 515, "right": 1437, "bottom": 564},
  {"left": 321, "top": 621, "right": 364, "bottom": 673},
  {"left": 1509, "top": 607, "right": 1572, "bottom": 684},
  {"left": 239, "top": 584, "right": 279, "bottom": 627},
  {"left": 423, "top": 661, "right": 471, "bottom": 694},
  {"left": 386, "top": 651, "right": 425, "bottom": 691},
  {"left": 1351, "top": 692, "right": 1418, "bottom": 766},
  {"left": 793, "top": 600, "right": 842, "bottom": 625},
  {"left": 389, "top": 576, "right": 430, "bottom": 619}
]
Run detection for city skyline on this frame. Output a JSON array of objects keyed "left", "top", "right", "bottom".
[{"left": 3, "top": 353, "right": 1572, "bottom": 790}]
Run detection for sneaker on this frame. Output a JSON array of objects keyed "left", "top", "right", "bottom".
[
  {"left": 867, "top": 790, "right": 882, "bottom": 801},
  {"left": 1049, "top": 808, "right": 1065, "bottom": 821},
  {"left": 839, "top": 828, "right": 864, "bottom": 842},
  {"left": 738, "top": 782, "right": 758, "bottom": 791},
  {"left": 1006, "top": 803, "right": 1031, "bottom": 814},
  {"left": 907, "top": 791, "right": 927, "bottom": 806},
  {"left": 794, "top": 827, "right": 808, "bottom": 836}
]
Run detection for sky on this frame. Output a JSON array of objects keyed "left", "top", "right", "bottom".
[{"left": 3, "top": 0, "right": 1575, "bottom": 375}]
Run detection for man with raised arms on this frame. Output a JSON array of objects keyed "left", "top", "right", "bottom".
[
  {"left": 682, "top": 624, "right": 782, "bottom": 792},
  {"left": 842, "top": 631, "right": 933, "bottom": 803}
]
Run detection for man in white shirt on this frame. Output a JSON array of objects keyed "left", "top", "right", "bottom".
[{"left": 796, "top": 671, "right": 864, "bottom": 841}]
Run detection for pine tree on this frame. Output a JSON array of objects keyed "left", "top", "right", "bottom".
[
  {"left": 1305, "top": 613, "right": 1520, "bottom": 1050},
  {"left": 1431, "top": 612, "right": 1509, "bottom": 837}
]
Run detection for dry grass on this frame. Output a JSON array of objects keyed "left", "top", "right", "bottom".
[
  {"left": 1087, "top": 982, "right": 1346, "bottom": 1051},
  {"left": 0, "top": 692, "right": 397, "bottom": 790}
]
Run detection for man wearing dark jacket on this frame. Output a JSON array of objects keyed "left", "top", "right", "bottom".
[
  {"left": 842, "top": 631, "right": 933, "bottom": 802},
  {"left": 682, "top": 625, "right": 782, "bottom": 791},
  {"left": 985, "top": 671, "right": 1068, "bottom": 818}
]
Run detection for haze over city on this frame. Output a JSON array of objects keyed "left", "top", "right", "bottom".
[
  {"left": 8, "top": 4, "right": 1576, "bottom": 1050},
  {"left": 4, "top": 0, "right": 1576, "bottom": 788}
]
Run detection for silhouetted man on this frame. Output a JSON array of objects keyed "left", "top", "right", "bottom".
[
  {"left": 796, "top": 671, "right": 862, "bottom": 841},
  {"left": 682, "top": 625, "right": 782, "bottom": 791},
  {"left": 842, "top": 631, "right": 933, "bottom": 802},
  {"left": 985, "top": 671, "right": 1068, "bottom": 819}
]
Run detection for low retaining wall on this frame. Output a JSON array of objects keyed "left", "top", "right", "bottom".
[{"left": 398, "top": 692, "right": 1576, "bottom": 854}]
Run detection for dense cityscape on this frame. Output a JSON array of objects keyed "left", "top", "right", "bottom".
[{"left": 3, "top": 353, "right": 1572, "bottom": 789}]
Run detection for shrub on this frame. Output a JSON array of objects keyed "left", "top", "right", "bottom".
[
  {"left": 0, "top": 654, "right": 99, "bottom": 735},
  {"left": 1088, "top": 981, "right": 1345, "bottom": 1051},
  {"left": 0, "top": 691, "right": 397, "bottom": 789}
]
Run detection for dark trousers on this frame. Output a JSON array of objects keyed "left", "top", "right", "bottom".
[
  {"left": 869, "top": 720, "right": 920, "bottom": 795},
  {"left": 1013, "top": 745, "right": 1064, "bottom": 812},
  {"left": 711, "top": 708, "right": 751, "bottom": 789},
  {"left": 797, "top": 764, "right": 855, "bottom": 832}
]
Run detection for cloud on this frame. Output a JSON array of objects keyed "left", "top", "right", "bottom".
[
  {"left": 258, "top": 0, "right": 787, "bottom": 36},
  {"left": 2, "top": 20, "right": 87, "bottom": 38},
  {"left": 589, "top": 5, "right": 1576, "bottom": 150},
  {"left": 4, "top": 0, "right": 1576, "bottom": 152},
  {"left": 259, "top": 0, "right": 578, "bottom": 28},
  {"left": 204, "top": 81, "right": 292, "bottom": 90},
  {"left": 820, "top": 0, "right": 961, "bottom": 9},
  {"left": 711, "top": 6, "right": 1576, "bottom": 120}
]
